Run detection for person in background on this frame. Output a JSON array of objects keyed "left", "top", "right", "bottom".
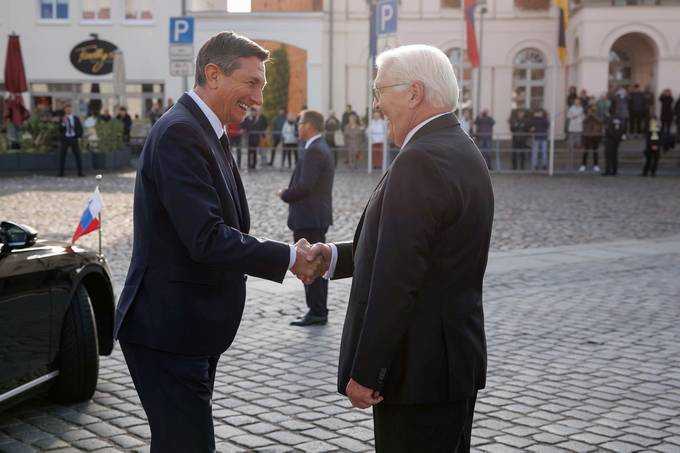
[
  {"left": 628, "top": 84, "right": 647, "bottom": 137},
  {"left": 659, "top": 89, "right": 674, "bottom": 135},
  {"left": 509, "top": 109, "right": 529, "bottom": 170},
  {"left": 603, "top": 116, "right": 625, "bottom": 176},
  {"left": 674, "top": 95, "right": 680, "bottom": 135},
  {"left": 460, "top": 109, "right": 472, "bottom": 135},
  {"left": 164, "top": 97, "right": 174, "bottom": 112},
  {"left": 269, "top": 107, "right": 287, "bottom": 166},
  {"left": 117, "top": 106, "right": 132, "bottom": 144},
  {"left": 474, "top": 109, "right": 495, "bottom": 170},
  {"left": 612, "top": 87, "right": 630, "bottom": 134},
  {"left": 241, "top": 107, "right": 265, "bottom": 169},
  {"left": 579, "top": 89, "right": 590, "bottom": 111},
  {"left": 324, "top": 111, "right": 340, "bottom": 167},
  {"left": 57, "top": 104, "right": 84, "bottom": 177},
  {"left": 530, "top": 109, "right": 550, "bottom": 171},
  {"left": 367, "top": 110, "right": 386, "bottom": 169},
  {"left": 99, "top": 108, "right": 112, "bottom": 122},
  {"left": 641, "top": 115, "right": 661, "bottom": 177},
  {"left": 281, "top": 112, "right": 298, "bottom": 169},
  {"left": 567, "top": 98, "right": 585, "bottom": 159},
  {"left": 595, "top": 92, "right": 611, "bottom": 121},
  {"left": 581, "top": 106, "right": 603, "bottom": 173},
  {"left": 341, "top": 104, "right": 357, "bottom": 132},
  {"left": 149, "top": 100, "right": 163, "bottom": 126},
  {"left": 343, "top": 112, "right": 365, "bottom": 170}
]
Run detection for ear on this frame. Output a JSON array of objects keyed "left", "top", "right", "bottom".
[
  {"left": 408, "top": 81, "right": 425, "bottom": 108},
  {"left": 203, "top": 63, "right": 221, "bottom": 90}
]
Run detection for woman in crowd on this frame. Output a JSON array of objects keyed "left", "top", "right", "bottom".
[{"left": 343, "top": 113, "right": 365, "bottom": 170}]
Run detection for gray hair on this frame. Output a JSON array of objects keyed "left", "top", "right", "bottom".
[
  {"left": 195, "top": 31, "right": 269, "bottom": 86},
  {"left": 375, "top": 44, "right": 459, "bottom": 111}
]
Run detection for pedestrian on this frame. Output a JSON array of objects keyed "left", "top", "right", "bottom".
[
  {"left": 674, "top": 96, "right": 680, "bottom": 135},
  {"left": 241, "top": 107, "right": 265, "bottom": 169},
  {"left": 509, "top": 109, "right": 529, "bottom": 170},
  {"left": 612, "top": 87, "right": 630, "bottom": 134},
  {"left": 579, "top": 89, "right": 590, "bottom": 110},
  {"left": 641, "top": 116, "right": 661, "bottom": 177},
  {"left": 269, "top": 107, "right": 286, "bottom": 166},
  {"left": 343, "top": 113, "right": 365, "bottom": 169},
  {"left": 603, "top": 116, "right": 624, "bottom": 176},
  {"left": 116, "top": 106, "right": 132, "bottom": 144},
  {"left": 278, "top": 110, "right": 335, "bottom": 326},
  {"left": 581, "top": 106, "right": 603, "bottom": 173},
  {"left": 567, "top": 98, "right": 585, "bottom": 159},
  {"left": 57, "top": 103, "right": 84, "bottom": 177},
  {"left": 474, "top": 109, "right": 495, "bottom": 169},
  {"left": 460, "top": 109, "right": 472, "bottom": 135},
  {"left": 529, "top": 109, "right": 549, "bottom": 170},
  {"left": 628, "top": 84, "right": 647, "bottom": 136},
  {"left": 281, "top": 112, "right": 298, "bottom": 168},
  {"left": 341, "top": 104, "right": 357, "bottom": 132},
  {"left": 324, "top": 111, "right": 340, "bottom": 166},
  {"left": 659, "top": 89, "right": 674, "bottom": 135},
  {"left": 595, "top": 92, "right": 611, "bottom": 121},
  {"left": 113, "top": 31, "right": 321, "bottom": 452},
  {"left": 149, "top": 100, "right": 163, "bottom": 126},
  {"left": 306, "top": 44, "right": 494, "bottom": 453},
  {"left": 164, "top": 97, "right": 174, "bottom": 112},
  {"left": 367, "top": 110, "right": 386, "bottom": 169}
]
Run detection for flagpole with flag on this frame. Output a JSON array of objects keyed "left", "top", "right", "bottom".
[
  {"left": 71, "top": 185, "right": 104, "bottom": 254},
  {"left": 550, "top": 0, "right": 569, "bottom": 176}
]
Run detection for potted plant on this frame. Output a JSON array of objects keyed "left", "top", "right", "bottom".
[{"left": 91, "top": 118, "right": 131, "bottom": 169}]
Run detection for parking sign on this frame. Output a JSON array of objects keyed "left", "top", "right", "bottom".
[
  {"left": 169, "top": 17, "right": 194, "bottom": 44},
  {"left": 376, "top": 0, "right": 397, "bottom": 35}
]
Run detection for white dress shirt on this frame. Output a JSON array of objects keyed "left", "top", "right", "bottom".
[
  {"left": 324, "top": 111, "right": 451, "bottom": 279},
  {"left": 304, "top": 133, "right": 322, "bottom": 149},
  {"left": 187, "top": 90, "right": 296, "bottom": 270}
]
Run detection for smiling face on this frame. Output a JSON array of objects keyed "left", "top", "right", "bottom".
[
  {"left": 373, "top": 67, "right": 413, "bottom": 146},
  {"left": 209, "top": 56, "right": 267, "bottom": 125}
]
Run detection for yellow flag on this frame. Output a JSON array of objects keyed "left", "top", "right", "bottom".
[{"left": 555, "top": 0, "right": 569, "bottom": 65}]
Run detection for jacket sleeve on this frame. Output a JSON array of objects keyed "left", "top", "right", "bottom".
[
  {"left": 153, "top": 122, "right": 290, "bottom": 282},
  {"left": 349, "top": 148, "right": 456, "bottom": 390},
  {"left": 280, "top": 146, "right": 325, "bottom": 203},
  {"left": 331, "top": 241, "right": 354, "bottom": 280}
]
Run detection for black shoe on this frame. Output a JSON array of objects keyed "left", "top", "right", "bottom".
[{"left": 290, "top": 314, "right": 327, "bottom": 326}]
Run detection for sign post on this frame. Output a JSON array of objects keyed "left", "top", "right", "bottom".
[{"left": 169, "top": 17, "right": 194, "bottom": 91}]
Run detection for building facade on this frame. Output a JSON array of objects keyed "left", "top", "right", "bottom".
[{"left": 2, "top": 0, "right": 680, "bottom": 136}]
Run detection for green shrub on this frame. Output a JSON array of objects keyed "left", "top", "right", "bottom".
[
  {"left": 19, "top": 114, "right": 57, "bottom": 152},
  {"left": 95, "top": 118, "right": 124, "bottom": 152}
]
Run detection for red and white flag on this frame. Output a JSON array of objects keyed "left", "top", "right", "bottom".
[{"left": 72, "top": 187, "right": 104, "bottom": 244}]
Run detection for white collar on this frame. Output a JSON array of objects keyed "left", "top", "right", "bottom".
[
  {"left": 401, "top": 112, "right": 450, "bottom": 149},
  {"left": 304, "top": 134, "right": 322, "bottom": 150},
  {"left": 187, "top": 90, "right": 225, "bottom": 139}
]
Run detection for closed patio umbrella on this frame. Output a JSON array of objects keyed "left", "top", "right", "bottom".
[
  {"left": 112, "top": 49, "right": 126, "bottom": 109},
  {"left": 4, "top": 34, "right": 29, "bottom": 129}
]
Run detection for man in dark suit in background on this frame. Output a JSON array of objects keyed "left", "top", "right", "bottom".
[
  {"left": 114, "top": 32, "right": 321, "bottom": 452},
  {"left": 278, "top": 110, "right": 335, "bottom": 326},
  {"left": 307, "top": 44, "right": 494, "bottom": 452},
  {"left": 57, "top": 103, "right": 84, "bottom": 177}
]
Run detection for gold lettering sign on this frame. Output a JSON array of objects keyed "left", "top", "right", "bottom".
[{"left": 75, "top": 44, "right": 114, "bottom": 73}]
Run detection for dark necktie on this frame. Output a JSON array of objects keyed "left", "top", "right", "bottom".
[
  {"left": 219, "top": 133, "right": 245, "bottom": 227},
  {"left": 219, "top": 134, "right": 232, "bottom": 168}
]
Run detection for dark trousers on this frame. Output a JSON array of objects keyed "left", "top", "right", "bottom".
[
  {"left": 59, "top": 138, "right": 83, "bottom": 176},
  {"left": 282, "top": 145, "right": 298, "bottom": 168},
  {"left": 582, "top": 137, "right": 600, "bottom": 166},
  {"left": 630, "top": 111, "right": 646, "bottom": 135},
  {"left": 511, "top": 140, "right": 526, "bottom": 170},
  {"left": 293, "top": 228, "right": 328, "bottom": 317},
  {"left": 247, "top": 144, "right": 258, "bottom": 169},
  {"left": 605, "top": 139, "right": 620, "bottom": 175},
  {"left": 661, "top": 118, "right": 673, "bottom": 135},
  {"left": 373, "top": 393, "right": 477, "bottom": 453},
  {"left": 269, "top": 135, "right": 282, "bottom": 165},
  {"left": 120, "top": 341, "right": 219, "bottom": 453},
  {"left": 642, "top": 150, "right": 660, "bottom": 176}
]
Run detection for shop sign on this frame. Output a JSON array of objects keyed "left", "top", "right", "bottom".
[{"left": 70, "top": 39, "right": 117, "bottom": 75}]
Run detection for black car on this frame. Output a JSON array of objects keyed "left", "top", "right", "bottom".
[{"left": 0, "top": 221, "right": 115, "bottom": 411}]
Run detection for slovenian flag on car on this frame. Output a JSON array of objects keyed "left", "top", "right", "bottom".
[{"left": 72, "top": 187, "right": 103, "bottom": 244}]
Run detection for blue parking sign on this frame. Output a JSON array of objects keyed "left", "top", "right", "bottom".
[
  {"left": 376, "top": 0, "right": 397, "bottom": 35},
  {"left": 169, "top": 17, "right": 194, "bottom": 44}
]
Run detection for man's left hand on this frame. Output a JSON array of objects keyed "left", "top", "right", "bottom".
[{"left": 346, "top": 378, "right": 383, "bottom": 409}]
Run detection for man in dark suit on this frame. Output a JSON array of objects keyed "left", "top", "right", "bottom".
[
  {"left": 57, "top": 104, "right": 84, "bottom": 177},
  {"left": 306, "top": 45, "right": 494, "bottom": 452},
  {"left": 278, "top": 110, "right": 335, "bottom": 326},
  {"left": 114, "top": 32, "right": 321, "bottom": 452}
]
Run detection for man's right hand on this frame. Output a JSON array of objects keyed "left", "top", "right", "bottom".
[
  {"left": 306, "top": 243, "right": 331, "bottom": 280},
  {"left": 291, "top": 239, "right": 324, "bottom": 284}
]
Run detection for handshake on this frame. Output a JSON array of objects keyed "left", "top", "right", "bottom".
[{"left": 290, "top": 239, "right": 332, "bottom": 285}]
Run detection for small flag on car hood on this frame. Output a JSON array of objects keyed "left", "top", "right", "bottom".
[{"left": 72, "top": 187, "right": 103, "bottom": 244}]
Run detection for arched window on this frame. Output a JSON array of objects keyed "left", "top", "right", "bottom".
[
  {"left": 447, "top": 48, "right": 473, "bottom": 111},
  {"left": 512, "top": 48, "right": 546, "bottom": 110},
  {"left": 608, "top": 49, "right": 632, "bottom": 90}
]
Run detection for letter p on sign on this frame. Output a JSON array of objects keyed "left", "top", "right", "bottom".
[
  {"left": 377, "top": 1, "right": 397, "bottom": 35},
  {"left": 169, "top": 17, "right": 194, "bottom": 44}
]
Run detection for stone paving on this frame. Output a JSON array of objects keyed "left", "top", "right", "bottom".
[{"left": 1, "top": 169, "right": 680, "bottom": 452}]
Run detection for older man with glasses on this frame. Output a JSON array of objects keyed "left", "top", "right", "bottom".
[{"left": 306, "top": 44, "right": 495, "bottom": 452}]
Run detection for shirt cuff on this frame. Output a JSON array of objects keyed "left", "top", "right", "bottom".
[
  {"left": 288, "top": 244, "right": 296, "bottom": 270},
  {"left": 323, "top": 243, "right": 338, "bottom": 280}
]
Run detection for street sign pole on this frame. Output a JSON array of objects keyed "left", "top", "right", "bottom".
[
  {"left": 169, "top": 16, "right": 195, "bottom": 91},
  {"left": 375, "top": 0, "right": 398, "bottom": 174}
]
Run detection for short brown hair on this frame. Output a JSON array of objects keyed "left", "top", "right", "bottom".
[
  {"left": 195, "top": 32, "right": 269, "bottom": 86},
  {"left": 300, "top": 110, "right": 324, "bottom": 133}
]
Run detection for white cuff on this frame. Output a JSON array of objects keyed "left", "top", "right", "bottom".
[
  {"left": 323, "top": 243, "right": 338, "bottom": 280},
  {"left": 288, "top": 244, "right": 296, "bottom": 270}
]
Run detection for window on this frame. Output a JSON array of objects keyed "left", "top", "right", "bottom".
[
  {"left": 125, "top": 0, "right": 153, "bottom": 20},
  {"left": 447, "top": 48, "right": 473, "bottom": 111},
  {"left": 82, "top": 0, "right": 111, "bottom": 21},
  {"left": 608, "top": 49, "right": 632, "bottom": 90},
  {"left": 40, "top": 0, "right": 69, "bottom": 19},
  {"left": 512, "top": 48, "right": 545, "bottom": 110}
]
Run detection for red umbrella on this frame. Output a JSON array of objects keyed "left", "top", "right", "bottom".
[{"left": 4, "top": 34, "right": 29, "bottom": 127}]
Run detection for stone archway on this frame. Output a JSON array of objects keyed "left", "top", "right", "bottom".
[
  {"left": 256, "top": 40, "right": 308, "bottom": 114},
  {"left": 608, "top": 32, "right": 658, "bottom": 92}
]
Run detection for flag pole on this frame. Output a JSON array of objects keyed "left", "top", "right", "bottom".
[{"left": 96, "top": 174, "right": 103, "bottom": 258}]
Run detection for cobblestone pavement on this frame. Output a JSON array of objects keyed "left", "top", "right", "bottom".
[{"left": 1, "top": 170, "right": 679, "bottom": 452}]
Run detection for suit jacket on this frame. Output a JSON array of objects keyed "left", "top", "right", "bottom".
[
  {"left": 59, "top": 115, "right": 83, "bottom": 139},
  {"left": 333, "top": 113, "right": 494, "bottom": 404},
  {"left": 281, "top": 137, "right": 334, "bottom": 231},
  {"left": 114, "top": 93, "right": 290, "bottom": 356}
]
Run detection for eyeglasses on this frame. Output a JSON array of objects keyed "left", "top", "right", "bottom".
[{"left": 372, "top": 82, "right": 410, "bottom": 101}]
